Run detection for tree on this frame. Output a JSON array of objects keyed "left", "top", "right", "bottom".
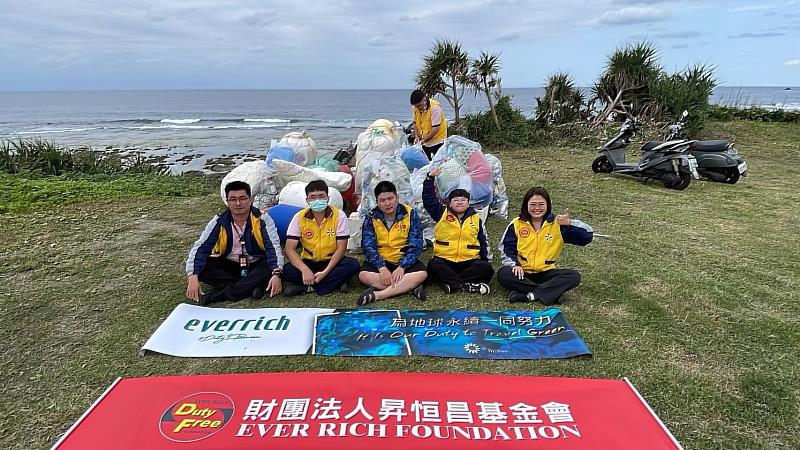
[
  {"left": 469, "top": 51, "right": 503, "bottom": 131},
  {"left": 591, "top": 41, "right": 661, "bottom": 125},
  {"left": 535, "top": 71, "right": 584, "bottom": 126},
  {"left": 415, "top": 38, "right": 470, "bottom": 124}
]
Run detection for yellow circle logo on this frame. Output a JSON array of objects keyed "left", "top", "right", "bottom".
[{"left": 159, "top": 392, "right": 234, "bottom": 443}]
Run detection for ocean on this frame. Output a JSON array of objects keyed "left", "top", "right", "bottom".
[{"left": 0, "top": 87, "right": 797, "bottom": 173}]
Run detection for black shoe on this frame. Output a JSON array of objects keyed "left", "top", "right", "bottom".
[
  {"left": 508, "top": 290, "right": 535, "bottom": 303},
  {"left": 357, "top": 287, "right": 376, "bottom": 306},
  {"left": 339, "top": 282, "right": 349, "bottom": 293},
  {"left": 252, "top": 287, "right": 265, "bottom": 300},
  {"left": 412, "top": 284, "right": 427, "bottom": 301},
  {"left": 441, "top": 283, "right": 453, "bottom": 294},
  {"left": 463, "top": 283, "right": 491, "bottom": 295},
  {"left": 199, "top": 289, "right": 223, "bottom": 306},
  {"left": 283, "top": 282, "right": 307, "bottom": 297}
]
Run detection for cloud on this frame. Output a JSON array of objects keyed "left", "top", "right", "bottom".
[
  {"left": 731, "top": 4, "right": 779, "bottom": 13},
  {"left": 786, "top": 59, "right": 800, "bottom": 65},
  {"left": 597, "top": 6, "right": 671, "bottom": 25},
  {"left": 671, "top": 44, "right": 689, "bottom": 49},
  {"left": 238, "top": 10, "right": 277, "bottom": 28},
  {"left": 367, "top": 34, "right": 392, "bottom": 47},
  {"left": 653, "top": 31, "right": 702, "bottom": 39},
  {"left": 398, "top": 15, "right": 418, "bottom": 22},
  {"left": 730, "top": 32, "right": 786, "bottom": 38},
  {"left": 495, "top": 31, "right": 522, "bottom": 42},
  {"left": 39, "top": 53, "right": 82, "bottom": 67}
]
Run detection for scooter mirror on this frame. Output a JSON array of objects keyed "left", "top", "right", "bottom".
[{"left": 682, "top": 110, "right": 688, "bottom": 118}]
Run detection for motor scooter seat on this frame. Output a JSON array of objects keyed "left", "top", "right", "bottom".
[
  {"left": 693, "top": 140, "right": 729, "bottom": 152},
  {"left": 641, "top": 141, "right": 663, "bottom": 151}
]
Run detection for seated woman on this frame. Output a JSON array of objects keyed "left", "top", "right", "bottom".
[
  {"left": 498, "top": 186, "right": 593, "bottom": 304},
  {"left": 357, "top": 181, "right": 428, "bottom": 305},
  {"left": 422, "top": 166, "right": 493, "bottom": 294}
]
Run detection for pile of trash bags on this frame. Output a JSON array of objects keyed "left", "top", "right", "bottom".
[{"left": 219, "top": 124, "right": 509, "bottom": 252}]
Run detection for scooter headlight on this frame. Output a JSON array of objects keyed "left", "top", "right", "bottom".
[{"left": 726, "top": 146, "right": 738, "bottom": 156}]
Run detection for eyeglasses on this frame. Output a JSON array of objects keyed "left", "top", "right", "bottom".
[
  {"left": 227, "top": 196, "right": 250, "bottom": 205},
  {"left": 307, "top": 194, "right": 329, "bottom": 201}
]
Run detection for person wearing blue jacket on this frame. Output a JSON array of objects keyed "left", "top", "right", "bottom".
[
  {"left": 422, "top": 167, "right": 494, "bottom": 295},
  {"left": 186, "top": 181, "right": 284, "bottom": 304},
  {"left": 498, "top": 186, "right": 593, "bottom": 305},
  {"left": 357, "top": 181, "right": 428, "bottom": 305}
]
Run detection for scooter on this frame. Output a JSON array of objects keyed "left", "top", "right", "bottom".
[
  {"left": 642, "top": 111, "right": 748, "bottom": 184},
  {"left": 591, "top": 118, "right": 700, "bottom": 190}
]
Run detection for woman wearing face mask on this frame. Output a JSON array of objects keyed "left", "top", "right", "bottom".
[
  {"left": 282, "top": 180, "right": 360, "bottom": 296},
  {"left": 498, "top": 186, "right": 593, "bottom": 305}
]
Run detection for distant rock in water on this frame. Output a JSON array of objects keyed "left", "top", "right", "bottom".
[{"left": 786, "top": 87, "right": 792, "bottom": 90}]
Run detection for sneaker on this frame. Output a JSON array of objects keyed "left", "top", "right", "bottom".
[
  {"left": 251, "top": 287, "right": 265, "bottom": 300},
  {"left": 508, "top": 290, "right": 535, "bottom": 303},
  {"left": 411, "top": 284, "right": 427, "bottom": 301},
  {"left": 199, "top": 289, "right": 223, "bottom": 306},
  {"left": 339, "top": 282, "right": 349, "bottom": 293},
  {"left": 464, "top": 283, "right": 491, "bottom": 295},
  {"left": 441, "top": 283, "right": 453, "bottom": 294},
  {"left": 283, "top": 282, "right": 307, "bottom": 297}
]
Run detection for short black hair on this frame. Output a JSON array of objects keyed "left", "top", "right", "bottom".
[
  {"left": 448, "top": 189, "right": 470, "bottom": 202},
  {"left": 225, "top": 181, "right": 251, "bottom": 197},
  {"left": 520, "top": 186, "right": 552, "bottom": 222},
  {"left": 305, "top": 179, "right": 328, "bottom": 196},
  {"left": 410, "top": 89, "right": 425, "bottom": 105},
  {"left": 374, "top": 180, "right": 397, "bottom": 198}
]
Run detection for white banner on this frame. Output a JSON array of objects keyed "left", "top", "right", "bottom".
[{"left": 140, "top": 304, "right": 334, "bottom": 357}]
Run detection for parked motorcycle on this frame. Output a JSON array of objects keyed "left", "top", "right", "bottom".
[
  {"left": 642, "top": 111, "right": 748, "bottom": 184},
  {"left": 591, "top": 118, "right": 700, "bottom": 190}
]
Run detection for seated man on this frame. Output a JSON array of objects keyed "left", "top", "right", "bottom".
[
  {"left": 282, "top": 180, "right": 360, "bottom": 296},
  {"left": 186, "top": 181, "right": 283, "bottom": 305},
  {"left": 358, "top": 181, "right": 428, "bottom": 305},
  {"left": 423, "top": 167, "right": 494, "bottom": 294}
]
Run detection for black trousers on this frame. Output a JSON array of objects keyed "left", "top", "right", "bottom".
[
  {"left": 427, "top": 257, "right": 494, "bottom": 292},
  {"left": 497, "top": 266, "right": 581, "bottom": 305},
  {"left": 282, "top": 257, "right": 360, "bottom": 295},
  {"left": 422, "top": 142, "right": 444, "bottom": 160},
  {"left": 198, "top": 257, "right": 271, "bottom": 302}
]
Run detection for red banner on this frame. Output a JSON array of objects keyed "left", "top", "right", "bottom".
[{"left": 53, "top": 372, "right": 682, "bottom": 450}]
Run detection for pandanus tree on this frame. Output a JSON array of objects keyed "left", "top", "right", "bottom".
[
  {"left": 469, "top": 51, "right": 503, "bottom": 131},
  {"left": 415, "top": 38, "right": 470, "bottom": 124}
]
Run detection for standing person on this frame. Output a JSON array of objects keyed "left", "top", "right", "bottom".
[
  {"left": 358, "top": 181, "right": 428, "bottom": 305},
  {"left": 497, "top": 186, "right": 593, "bottom": 305},
  {"left": 282, "top": 180, "right": 360, "bottom": 296},
  {"left": 186, "top": 181, "right": 283, "bottom": 305},
  {"left": 423, "top": 167, "right": 493, "bottom": 294},
  {"left": 410, "top": 89, "right": 447, "bottom": 160}
]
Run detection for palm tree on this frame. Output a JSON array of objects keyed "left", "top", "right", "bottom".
[
  {"left": 415, "top": 38, "right": 470, "bottom": 124},
  {"left": 592, "top": 40, "right": 661, "bottom": 124},
  {"left": 469, "top": 51, "right": 502, "bottom": 131},
  {"left": 536, "top": 71, "right": 584, "bottom": 125}
]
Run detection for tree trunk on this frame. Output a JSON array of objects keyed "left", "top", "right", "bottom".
[
  {"left": 483, "top": 79, "right": 500, "bottom": 131},
  {"left": 449, "top": 73, "right": 461, "bottom": 124}
]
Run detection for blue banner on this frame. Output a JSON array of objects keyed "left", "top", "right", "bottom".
[{"left": 312, "top": 309, "right": 591, "bottom": 359}]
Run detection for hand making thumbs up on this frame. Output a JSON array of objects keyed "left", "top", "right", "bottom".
[{"left": 556, "top": 208, "right": 571, "bottom": 225}]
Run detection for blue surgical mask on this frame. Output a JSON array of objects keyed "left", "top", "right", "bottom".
[{"left": 309, "top": 199, "right": 328, "bottom": 212}]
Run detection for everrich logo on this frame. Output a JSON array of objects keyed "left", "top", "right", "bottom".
[
  {"left": 303, "top": 229, "right": 315, "bottom": 239},
  {"left": 160, "top": 392, "right": 235, "bottom": 443},
  {"left": 519, "top": 227, "right": 530, "bottom": 238}
]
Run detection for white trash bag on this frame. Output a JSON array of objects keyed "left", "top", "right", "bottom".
[
  {"left": 219, "top": 161, "right": 278, "bottom": 208},
  {"left": 278, "top": 181, "right": 344, "bottom": 210},
  {"left": 278, "top": 130, "right": 318, "bottom": 167},
  {"left": 271, "top": 159, "right": 352, "bottom": 192}
]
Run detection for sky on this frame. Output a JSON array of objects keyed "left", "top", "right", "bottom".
[{"left": 0, "top": 0, "right": 798, "bottom": 90}]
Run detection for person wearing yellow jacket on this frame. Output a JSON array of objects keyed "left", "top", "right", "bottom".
[
  {"left": 498, "top": 186, "right": 593, "bottom": 304},
  {"left": 423, "top": 167, "right": 494, "bottom": 295},
  {"left": 411, "top": 89, "right": 447, "bottom": 160},
  {"left": 282, "top": 180, "right": 360, "bottom": 296}
]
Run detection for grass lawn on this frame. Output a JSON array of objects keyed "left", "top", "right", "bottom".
[{"left": 1, "top": 120, "right": 798, "bottom": 449}]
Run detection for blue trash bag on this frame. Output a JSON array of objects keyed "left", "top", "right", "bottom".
[
  {"left": 267, "top": 145, "right": 297, "bottom": 167},
  {"left": 266, "top": 204, "right": 303, "bottom": 244},
  {"left": 400, "top": 145, "right": 429, "bottom": 171}
]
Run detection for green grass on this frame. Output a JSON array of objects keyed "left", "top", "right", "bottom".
[{"left": 1, "top": 120, "right": 798, "bottom": 449}]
